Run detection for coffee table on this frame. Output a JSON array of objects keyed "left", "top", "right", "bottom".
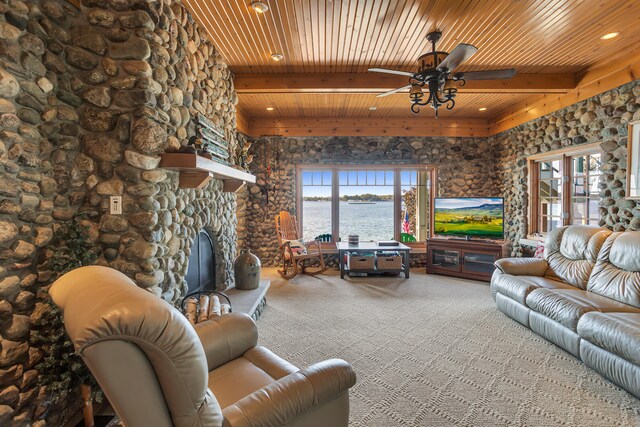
[{"left": 337, "top": 242, "right": 410, "bottom": 279}]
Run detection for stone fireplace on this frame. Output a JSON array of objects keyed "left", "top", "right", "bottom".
[{"left": 0, "top": 0, "right": 244, "bottom": 424}]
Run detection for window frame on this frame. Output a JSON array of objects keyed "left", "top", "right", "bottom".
[
  {"left": 527, "top": 142, "right": 602, "bottom": 236},
  {"left": 296, "top": 165, "right": 437, "bottom": 249}
]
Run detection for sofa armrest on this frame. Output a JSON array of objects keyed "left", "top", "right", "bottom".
[
  {"left": 494, "top": 257, "right": 548, "bottom": 276},
  {"left": 194, "top": 312, "right": 258, "bottom": 371},
  {"left": 222, "top": 359, "right": 356, "bottom": 427}
]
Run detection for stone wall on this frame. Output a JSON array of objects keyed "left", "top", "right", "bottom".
[
  {"left": 244, "top": 136, "right": 499, "bottom": 265},
  {"left": 0, "top": 0, "right": 240, "bottom": 424},
  {"left": 491, "top": 80, "right": 640, "bottom": 255}
]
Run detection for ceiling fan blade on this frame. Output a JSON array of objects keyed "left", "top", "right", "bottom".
[
  {"left": 368, "top": 68, "right": 415, "bottom": 77},
  {"left": 454, "top": 68, "right": 517, "bottom": 80},
  {"left": 436, "top": 43, "right": 478, "bottom": 71},
  {"left": 376, "top": 85, "right": 411, "bottom": 98}
]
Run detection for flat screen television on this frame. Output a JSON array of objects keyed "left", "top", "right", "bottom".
[{"left": 433, "top": 197, "right": 504, "bottom": 239}]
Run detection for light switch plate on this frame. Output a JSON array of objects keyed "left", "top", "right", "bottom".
[{"left": 110, "top": 196, "right": 122, "bottom": 215}]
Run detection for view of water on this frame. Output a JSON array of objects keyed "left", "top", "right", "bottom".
[{"left": 302, "top": 200, "right": 395, "bottom": 241}]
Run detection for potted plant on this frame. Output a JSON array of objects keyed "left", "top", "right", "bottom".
[{"left": 31, "top": 214, "right": 102, "bottom": 426}]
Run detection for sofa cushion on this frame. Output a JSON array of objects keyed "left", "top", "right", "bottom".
[
  {"left": 494, "top": 257, "right": 548, "bottom": 276},
  {"left": 577, "top": 312, "right": 640, "bottom": 366},
  {"left": 208, "top": 346, "right": 298, "bottom": 409},
  {"left": 587, "top": 232, "right": 640, "bottom": 308},
  {"left": 609, "top": 232, "right": 640, "bottom": 272},
  {"left": 492, "top": 274, "right": 574, "bottom": 305},
  {"left": 525, "top": 289, "right": 640, "bottom": 331},
  {"left": 544, "top": 226, "right": 611, "bottom": 290},
  {"left": 209, "top": 356, "right": 276, "bottom": 409}
]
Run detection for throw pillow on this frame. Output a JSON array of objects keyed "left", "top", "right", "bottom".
[
  {"left": 283, "top": 239, "right": 307, "bottom": 259},
  {"left": 534, "top": 242, "right": 545, "bottom": 258}
]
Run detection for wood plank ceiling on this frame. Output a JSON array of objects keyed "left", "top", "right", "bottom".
[{"left": 184, "top": 0, "right": 640, "bottom": 136}]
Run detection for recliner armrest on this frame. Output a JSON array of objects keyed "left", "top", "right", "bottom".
[
  {"left": 494, "top": 257, "right": 548, "bottom": 276},
  {"left": 194, "top": 312, "right": 258, "bottom": 371},
  {"left": 222, "top": 359, "right": 356, "bottom": 427}
]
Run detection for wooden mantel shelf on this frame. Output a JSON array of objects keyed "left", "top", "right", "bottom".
[{"left": 160, "top": 153, "right": 256, "bottom": 191}]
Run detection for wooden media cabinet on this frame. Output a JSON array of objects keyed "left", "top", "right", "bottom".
[{"left": 426, "top": 238, "right": 511, "bottom": 281}]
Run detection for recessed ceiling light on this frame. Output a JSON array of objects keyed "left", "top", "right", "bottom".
[
  {"left": 600, "top": 32, "right": 619, "bottom": 40},
  {"left": 478, "top": 107, "right": 487, "bottom": 111},
  {"left": 369, "top": 106, "right": 377, "bottom": 111},
  {"left": 270, "top": 53, "right": 284, "bottom": 61},
  {"left": 266, "top": 107, "right": 274, "bottom": 111},
  {"left": 250, "top": 1, "right": 269, "bottom": 13}
]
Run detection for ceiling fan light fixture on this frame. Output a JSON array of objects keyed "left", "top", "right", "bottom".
[
  {"left": 600, "top": 32, "right": 619, "bottom": 40},
  {"left": 369, "top": 31, "right": 516, "bottom": 117},
  {"left": 270, "top": 53, "right": 284, "bottom": 61},
  {"left": 250, "top": 1, "right": 269, "bottom": 13}
]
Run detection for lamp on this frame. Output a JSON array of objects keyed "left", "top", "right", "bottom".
[
  {"left": 409, "top": 84, "right": 424, "bottom": 99},
  {"left": 250, "top": 1, "right": 269, "bottom": 13},
  {"left": 443, "top": 79, "right": 458, "bottom": 98}
]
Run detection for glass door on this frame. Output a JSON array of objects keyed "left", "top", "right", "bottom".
[
  {"left": 462, "top": 251, "right": 497, "bottom": 275},
  {"left": 431, "top": 249, "right": 461, "bottom": 271}
]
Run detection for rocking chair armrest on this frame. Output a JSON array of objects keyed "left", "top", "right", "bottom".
[
  {"left": 280, "top": 240, "right": 292, "bottom": 250},
  {"left": 280, "top": 241, "right": 296, "bottom": 258},
  {"left": 305, "top": 240, "right": 323, "bottom": 253}
]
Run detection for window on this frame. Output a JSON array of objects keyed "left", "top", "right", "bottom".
[
  {"left": 297, "top": 166, "right": 435, "bottom": 243},
  {"left": 538, "top": 159, "right": 563, "bottom": 232},
  {"left": 401, "top": 170, "right": 430, "bottom": 241},
  {"left": 338, "top": 170, "right": 394, "bottom": 241},
  {"left": 528, "top": 143, "right": 602, "bottom": 235},
  {"left": 570, "top": 153, "right": 602, "bottom": 226},
  {"left": 300, "top": 170, "right": 333, "bottom": 240}
]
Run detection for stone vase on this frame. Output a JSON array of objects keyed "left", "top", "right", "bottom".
[{"left": 234, "top": 249, "right": 261, "bottom": 290}]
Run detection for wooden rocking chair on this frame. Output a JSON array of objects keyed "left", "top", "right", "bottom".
[{"left": 275, "top": 211, "right": 328, "bottom": 279}]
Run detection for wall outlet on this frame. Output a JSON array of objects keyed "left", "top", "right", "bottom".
[{"left": 109, "top": 196, "right": 122, "bottom": 215}]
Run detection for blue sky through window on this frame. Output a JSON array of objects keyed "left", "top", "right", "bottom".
[
  {"left": 302, "top": 170, "right": 423, "bottom": 197},
  {"left": 435, "top": 198, "right": 503, "bottom": 209}
]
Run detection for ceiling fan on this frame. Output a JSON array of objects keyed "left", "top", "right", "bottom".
[{"left": 369, "top": 31, "right": 516, "bottom": 117}]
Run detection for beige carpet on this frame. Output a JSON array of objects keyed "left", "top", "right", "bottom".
[{"left": 256, "top": 268, "right": 640, "bottom": 427}]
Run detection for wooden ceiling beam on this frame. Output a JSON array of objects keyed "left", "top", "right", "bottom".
[
  {"left": 489, "top": 51, "right": 640, "bottom": 135},
  {"left": 235, "top": 107, "right": 250, "bottom": 135},
  {"left": 234, "top": 73, "right": 575, "bottom": 95},
  {"left": 246, "top": 117, "right": 490, "bottom": 138}
]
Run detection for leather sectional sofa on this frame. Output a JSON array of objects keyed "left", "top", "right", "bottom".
[{"left": 491, "top": 225, "right": 640, "bottom": 398}]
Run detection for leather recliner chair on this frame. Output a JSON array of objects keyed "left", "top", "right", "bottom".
[{"left": 50, "top": 266, "right": 356, "bottom": 427}]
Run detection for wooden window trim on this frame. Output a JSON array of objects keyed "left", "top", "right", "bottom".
[
  {"left": 527, "top": 142, "right": 601, "bottom": 161},
  {"left": 296, "top": 165, "right": 437, "bottom": 244},
  {"left": 626, "top": 120, "right": 640, "bottom": 199},
  {"left": 527, "top": 142, "right": 602, "bottom": 236}
]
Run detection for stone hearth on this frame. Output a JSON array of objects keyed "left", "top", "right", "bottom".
[{"left": 226, "top": 281, "right": 270, "bottom": 321}]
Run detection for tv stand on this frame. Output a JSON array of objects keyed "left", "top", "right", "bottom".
[{"left": 426, "top": 238, "right": 511, "bottom": 282}]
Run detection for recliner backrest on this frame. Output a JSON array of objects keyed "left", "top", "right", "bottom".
[
  {"left": 50, "top": 266, "right": 224, "bottom": 427},
  {"left": 587, "top": 231, "right": 640, "bottom": 308},
  {"left": 544, "top": 225, "right": 611, "bottom": 289}
]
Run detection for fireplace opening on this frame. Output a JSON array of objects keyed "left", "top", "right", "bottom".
[{"left": 185, "top": 229, "right": 217, "bottom": 294}]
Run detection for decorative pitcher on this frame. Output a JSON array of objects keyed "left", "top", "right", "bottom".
[{"left": 234, "top": 249, "right": 261, "bottom": 290}]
